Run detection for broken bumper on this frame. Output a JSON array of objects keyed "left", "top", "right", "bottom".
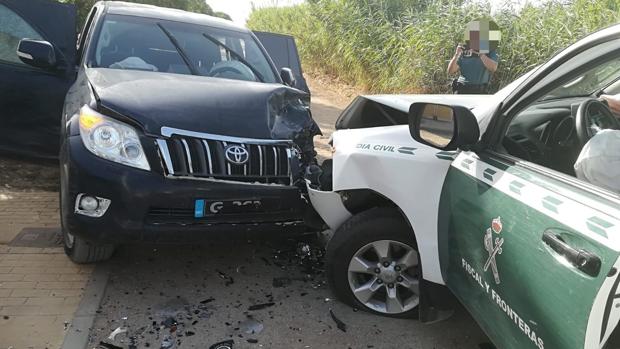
[
  {"left": 61, "top": 136, "right": 309, "bottom": 243},
  {"left": 305, "top": 181, "right": 352, "bottom": 231}
]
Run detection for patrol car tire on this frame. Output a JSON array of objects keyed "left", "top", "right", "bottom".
[{"left": 326, "top": 207, "right": 419, "bottom": 318}]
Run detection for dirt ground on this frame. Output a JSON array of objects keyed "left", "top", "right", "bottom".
[{"left": 0, "top": 154, "right": 58, "bottom": 192}]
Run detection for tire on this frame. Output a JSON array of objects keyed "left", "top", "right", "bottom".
[
  {"left": 326, "top": 207, "right": 420, "bottom": 318},
  {"left": 63, "top": 229, "right": 115, "bottom": 264}
]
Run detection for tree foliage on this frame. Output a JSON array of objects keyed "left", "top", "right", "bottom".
[
  {"left": 248, "top": 0, "right": 620, "bottom": 93},
  {"left": 58, "top": 0, "right": 231, "bottom": 27}
]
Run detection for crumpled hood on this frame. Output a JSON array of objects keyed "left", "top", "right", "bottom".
[{"left": 86, "top": 68, "right": 316, "bottom": 140}]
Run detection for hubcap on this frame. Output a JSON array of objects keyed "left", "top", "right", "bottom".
[{"left": 347, "top": 239, "right": 420, "bottom": 314}]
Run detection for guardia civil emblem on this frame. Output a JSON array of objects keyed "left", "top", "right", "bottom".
[{"left": 483, "top": 216, "right": 504, "bottom": 285}]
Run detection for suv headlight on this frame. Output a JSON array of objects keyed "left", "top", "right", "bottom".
[{"left": 79, "top": 105, "right": 150, "bottom": 171}]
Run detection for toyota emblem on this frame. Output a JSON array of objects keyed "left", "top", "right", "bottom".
[{"left": 224, "top": 145, "right": 249, "bottom": 165}]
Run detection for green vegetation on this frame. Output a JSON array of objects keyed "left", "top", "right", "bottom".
[
  {"left": 248, "top": 0, "right": 620, "bottom": 93},
  {"left": 58, "top": 0, "right": 231, "bottom": 27}
]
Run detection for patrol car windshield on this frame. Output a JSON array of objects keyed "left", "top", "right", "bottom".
[
  {"left": 543, "top": 58, "right": 620, "bottom": 100},
  {"left": 90, "top": 14, "right": 278, "bottom": 83}
]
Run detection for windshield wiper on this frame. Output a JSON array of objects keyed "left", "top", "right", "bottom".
[
  {"left": 201, "top": 32, "right": 265, "bottom": 82},
  {"left": 157, "top": 23, "right": 199, "bottom": 76}
]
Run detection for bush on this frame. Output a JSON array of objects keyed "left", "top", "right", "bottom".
[{"left": 248, "top": 0, "right": 620, "bottom": 93}]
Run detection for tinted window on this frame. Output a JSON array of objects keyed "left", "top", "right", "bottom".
[
  {"left": 91, "top": 15, "right": 277, "bottom": 83},
  {"left": 0, "top": 4, "right": 43, "bottom": 65}
]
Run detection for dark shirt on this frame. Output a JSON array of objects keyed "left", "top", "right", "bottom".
[{"left": 457, "top": 51, "right": 499, "bottom": 86}]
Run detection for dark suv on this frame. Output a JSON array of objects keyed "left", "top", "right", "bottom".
[{"left": 1, "top": 0, "right": 320, "bottom": 262}]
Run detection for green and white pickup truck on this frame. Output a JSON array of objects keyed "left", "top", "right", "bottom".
[{"left": 307, "top": 25, "right": 620, "bottom": 348}]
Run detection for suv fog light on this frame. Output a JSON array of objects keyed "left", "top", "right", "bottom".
[
  {"left": 74, "top": 193, "right": 111, "bottom": 217},
  {"left": 80, "top": 196, "right": 99, "bottom": 211}
]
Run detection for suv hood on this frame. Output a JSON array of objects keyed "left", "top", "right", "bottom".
[{"left": 86, "top": 68, "right": 316, "bottom": 141}]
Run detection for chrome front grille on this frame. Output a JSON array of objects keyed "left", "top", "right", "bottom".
[{"left": 156, "top": 128, "right": 295, "bottom": 185}]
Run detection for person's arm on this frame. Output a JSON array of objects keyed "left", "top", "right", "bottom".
[
  {"left": 600, "top": 94, "right": 620, "bottom": 117},
  {"left": 479, "top": 53, "right": 498, "bottom": 73},
  {"left": 447, "top": 46, "right": 463, "bottom": 75}
]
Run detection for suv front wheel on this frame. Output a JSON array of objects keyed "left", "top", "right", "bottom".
[{"left": 326, "top": 207, "right": 420, "bottom": 318}]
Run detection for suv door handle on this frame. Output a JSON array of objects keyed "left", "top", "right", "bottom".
[{"left": 542, "top": 231, "right": 601, "bottom": 277}]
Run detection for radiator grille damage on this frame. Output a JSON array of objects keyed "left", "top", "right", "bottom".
[{"left": 156, "top": 131, "right": 298, "bottom": 185}]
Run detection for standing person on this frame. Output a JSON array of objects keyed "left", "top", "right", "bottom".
[{"left": 447, "top": 19, "right": 501, "bottom": 94}]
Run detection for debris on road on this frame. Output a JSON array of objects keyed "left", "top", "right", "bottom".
[
  {"left": 209, "top": 340, "right": 234, "bottom": 349},
  {"left": 200, "top": 297, "right": 215, "bottom": 304},
  {"left": 107, "top": 326, "right": 128, "bottom": 341},
  {"left": 329, "top": 309, "right": 347, "bottom": 332},
  {"left": 216, "top": 269, "right": 235, "bottom": 286},
  {"left": 248, "top": 302, "right": 275, "bottom": 311},
  {"left": 240, "top": 317, "right": 264, "bottom": 334},
  {"left": 160, "top": 334, "right": 175, "bottom": 349},
  {"left": 98, "top": 341, "right": 123, "bottom": 349},
  {"left": 272, "top": 276, "right": 292, "bottom": 288}
]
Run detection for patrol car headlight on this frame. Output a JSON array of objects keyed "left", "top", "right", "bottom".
[{"left": 78, "top": 105, "right": 150, "bottom": 171}]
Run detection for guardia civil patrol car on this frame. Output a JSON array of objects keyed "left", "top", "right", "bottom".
[{"left": 308, "top": 25, "right": 620, "bottom": 348}]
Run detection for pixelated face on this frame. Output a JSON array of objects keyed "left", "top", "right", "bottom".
[{"left": 464, "top": 20, "right": 501, "bottom": 54}]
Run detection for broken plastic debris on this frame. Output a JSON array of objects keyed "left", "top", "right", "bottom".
[
  {"left": 248, "top": 302, "right": 275, "bottom": 311},
  {"left": 240, "top": 317, "right": 264, "bottom": 335},
  {"left": 99, "top": 341, "right": 123, "bottom": 349},
  {"left": 216, "top": 269, "right": 235, "bottom": 286},
  {"left": 200, "top": 297, "right": 215, "bottom": 304},
  {"left": 107, "top": 327, "right": 128, "bottom": 341},
  {"left": 160, "top": 334, "right": 175, "bottom": 349},
  {"left": 209, "top": 340, "right": 234, "bottom": 349},
  {"left": 329, "top": 309, "right": 347, "bottom": 332}
]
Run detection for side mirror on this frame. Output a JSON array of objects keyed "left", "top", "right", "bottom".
[
  {"left": 17, "top": 39, "right": 57, "bottom": 70},
  {"left": 280, "top": 67, "right": 296, "bottom": 87},
  {"left": 408, "top": 103, "right": 480, "bottom": 150}
]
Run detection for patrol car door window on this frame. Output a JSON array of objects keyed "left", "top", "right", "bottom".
[
  {"left": 501, "top": 53, "right": 620, "bottom": 191},
  {"left": 0, "top": 4, "right": 43, "bottom": 66}
]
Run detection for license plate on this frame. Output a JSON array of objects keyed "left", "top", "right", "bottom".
[{"left": 194, "top": 199, "right": 263, "bottom": 218}]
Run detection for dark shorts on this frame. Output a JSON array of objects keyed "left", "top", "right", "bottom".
[{"left": 454, "top": 84, "right": 488, "bottom": 94}]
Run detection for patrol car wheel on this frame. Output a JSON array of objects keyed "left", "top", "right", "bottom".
[{"left": 326, "top": 208, "right": 420, "bottom": 317}]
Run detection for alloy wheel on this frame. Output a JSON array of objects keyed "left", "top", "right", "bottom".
[{"left": 347, "top": 239, "right": 420, "bottom": 314}]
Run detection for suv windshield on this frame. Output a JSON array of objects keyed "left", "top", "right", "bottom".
[
  {"left": 90, "top": 14, "right": 278, "bottom": 83},
  {"left": 544, "top": 58, "right": 620, "bottom": 100}
]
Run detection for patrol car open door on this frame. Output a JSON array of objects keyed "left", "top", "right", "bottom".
[{"left": 433, "top": 27, "right": 620, "bottom": 349}]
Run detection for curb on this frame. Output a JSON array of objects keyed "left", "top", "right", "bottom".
[{"left": 61, "top": 263, "right": 110, "bottom": 349}]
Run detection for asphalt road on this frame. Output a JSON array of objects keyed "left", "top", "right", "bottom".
[{"left": 87, "top": 86, "right": 489, "bottom": 349}]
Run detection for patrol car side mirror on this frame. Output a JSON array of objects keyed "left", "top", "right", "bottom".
[
  {"left": 409, "top": 103, "right": 480, "bottom": 151},
  {"left": 17, "top": 39, "right": 57, "bottom": 70}
]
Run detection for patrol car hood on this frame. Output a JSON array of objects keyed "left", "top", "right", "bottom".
[
  {"left": 86, "top": 68, "right": 317, "bottom": 141},
  {"left": 364, "top": 94, "right": 493, "bottom": 115}
]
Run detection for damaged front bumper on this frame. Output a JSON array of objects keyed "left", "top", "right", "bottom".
[
  {"left": 305, "top": 180, "right": 352, "bottom": 231},
  {"left": 61, "top": 136, "right": 311, "bottom": 244}
]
